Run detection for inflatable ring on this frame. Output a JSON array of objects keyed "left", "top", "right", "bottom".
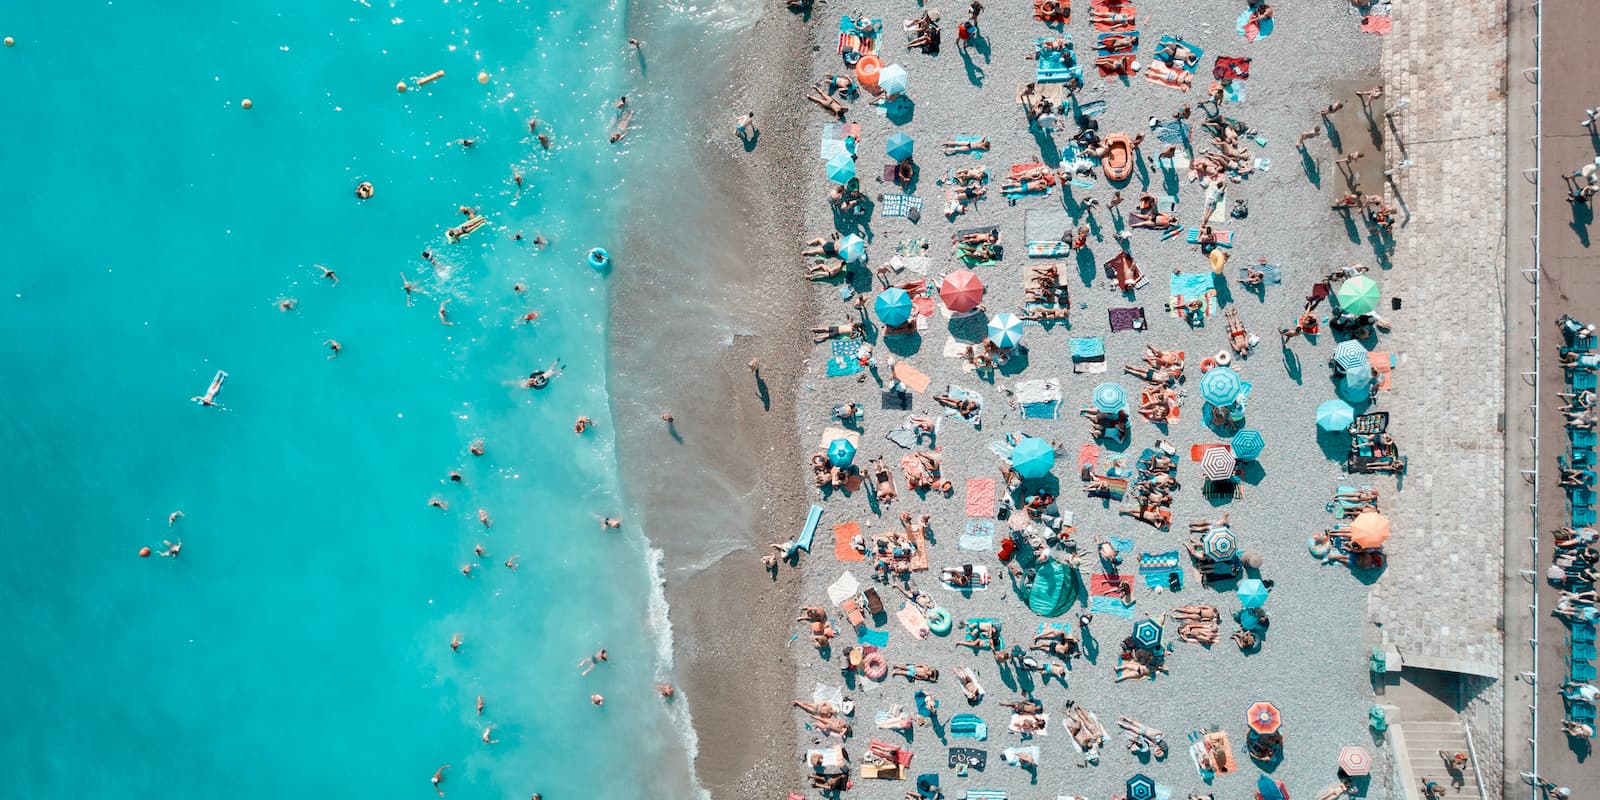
[
  {"left": 855, "top": 55, "right": 882, "bottom": 90},
  {"left": 1041, "top": 0, "right": 1060, "bottom": 14},
  {"left": 927, "top": 607, "right": 953, "bottom": 636},
  {"left": 1199, "top": 357, "right": 1218, "bottom": 373},
  {"left": 1308, "top": 535, "right": 1331, "bottom": 560},
  {"left": 1214, "top": 350, "right": 1232, "bottom": 366},
  {"left": 586, "top": 248, "right": 610, "bottom": 270},
  {"left": 862, "top": 650, "right": 889, "bottom": 680}
]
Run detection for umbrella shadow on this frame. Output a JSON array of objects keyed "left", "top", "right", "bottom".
[
  {"left": 885, "top": 96, "right": 916, "bottom": 125},
  {"left": 998, "top": 349, "right": 1031, "bottom": 376},
  {"left": 1238, "top": 460, "right": 1265, "bottom": 485},
  {"left": 884, "top": 332, "right": 924, "bottom": 357},
  {"left": 1031, "top": 127, "right": 1062, "bottom": 166},
  {"left": 1316, "top": 428, "right": 1349, "bottom": 462},
  {"left": 947, "top": 312, "right": 989, "bottom": 343}
]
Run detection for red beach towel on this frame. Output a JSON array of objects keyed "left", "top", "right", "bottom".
[
  {"left": 1090, "top": 573, "right": 1135, "bottom": 597},
  {"left": 1360, "top": 15, "right": 1391, "bottom": 35},
  {"left": 834, "top": 521, "right": 865, "bottom": 561},
  {"left": 1212, "top": 56, "right": 1251, "bottom": 82},
  {"left": 965, "top": 478, "right": 996, "bottom": 517}
]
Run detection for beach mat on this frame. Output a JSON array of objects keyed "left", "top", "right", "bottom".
[
  {"left": 1089, "top": 573, "right": 1135, "bottom": 596},
  {"left": 798, "top": 504, "right": 824, "bottom": 552},
  {"left": 1109, "top": 306, "right": 1147, "bottom": 332},
  {"left": 1370, "top": 351, "right": 1395, "bottom": 390},
  {"left": 1089, "top": 596, "right": 1136, "bottom": 618},
  {"left": 893, "top": 362, "right": 932, "bottom": 394},
  {"left": 960, "top": 519, "right": 996, "bottom": 552},
  {"left": 882, "top": 193, "right": 924, "bottom": 218},
  {"left": 834, "top": 521, "right": 864, "bottom": 561},
  {"left": 897, "top": 603, "right": 931, "bottom": 639},
  {"left": 827, "top": 570, "right": 860, "bottom": 606},
  {"left": 1138, "top": 550, "right": 1182, "bottom": 590},
  {"left": 966, "top": 478, "right": 997, "bottom": 517}
]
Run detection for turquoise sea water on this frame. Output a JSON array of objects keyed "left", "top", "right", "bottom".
[{"left": 0, "top": 2, "right": 703, "bottom": 797}]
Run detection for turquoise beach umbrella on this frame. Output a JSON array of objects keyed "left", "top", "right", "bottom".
[
  {"left": 879, "top": 64, "right": 909, "bottom": 97},
  {"left": 827, "top": 438, "right": 856, "bottom": 467},
  {"left": 875, "top": 288, "right": 913, "bottom": 327},
  {"left": 1237, "top": 578, "right": 1269, "bottom": 608},
  {"left": 886, "top": 131, "right": 915, "bottom": 161},
  {"left": 1092, "top": 382, "right": 1128, "bottom": 415},
  {"left": 827, "top": 153, "right": 857, "bottom": 184},
  {"left": 1339, "top": 370, "right": 1373, "bottom": 403},
  {"left": 1333, "top": 340, "right": 1370, "bottom": 373},
  {"left": 838, "top": 233, "right": 867, "bottom": 264},
  {"left": 1010, "top": 437, "right": 1056, "bottom": 480},
  {"left": 1200, "top": 366, "right": 1243, "bottom": 407},
  {"left": 1316, "top": 398, "right": 1356, "bottom": 432},
  {"left": 1336, "top": 276, "right": 1381, "bottom": 316},
  {"left": 1230, "top": 429, "right": 1265, "bottom": 461},
  {"left": 988, "top": 312, "right": 1024, "bottom": 348},
  {"left": 1131, "top": 619, "right": 1163, "bottom": 650}
]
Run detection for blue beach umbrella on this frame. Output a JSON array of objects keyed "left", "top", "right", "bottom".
[
  {"left": 1339, "top": 369, "right": 1373, "bottom": 403},
  {"left": 827, "top": 152, "right": 857, "bottom": 184},
  {"left": 988, "top": 312, "right": 1024, "bottom": 349},
  {"left": 886, "top": 131, "right": 915, "bottom": 161},
  {"left": 1256, "top": 775, "right": 1289, "bottom": 800},
  {"left": 1202, "top": 527, "right": 1238, "bottom": 561},
  {"left": 1092, "top": 382, "right": 1128, "bottom": 415},
  {"left": 838, "top": 233, "right": 867, "bottom": 264},
  {"left": 1237, "top": 578, "right": 1269, "bottom": 609},
  {"left": 1230, "top": 429, "right": 1265, "bottom": 461},
  {"left": 1316, "top": 398, "right": 1356, "bottom": 432},
  {"left": 1131, "top": 619, "right": 1163, "bottom": 650},
  {"left": 875, "top": 288, "right": 913, "bottom": 327},
  {"left": 1010, "top": 437, "right": 1056, "bottom": 480},
  {"left": 827, "top": 438, "right": 857, "bottom": 467},
  {"left": 879, "top": 63, "right": 909, "bottom": 97},
  {"left": 1126, "top": 774, "right": 1158, "bottom": 800},
  {"left": 1200, "top": 366, "right": 1243, "bottom": 407}
]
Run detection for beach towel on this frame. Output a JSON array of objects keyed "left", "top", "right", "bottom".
[
  {"left": 943, "top": 385, "right": 984, "bottom": 427},
  {"left": 859, "top": 628, "right": 890, "bottom": 648},
  {"left": 946, "top": 747, "right": 987, "bottom": 771},
  {"left": 1184, "top": 228, "right": 1234, "bottom": 247},
  {"left": 1086, "top": 475, "right": 1129, "bottom": 500},
  {"left": 897, "top": 603, "right": 931, "bottom": 640},
  {"left": 1238, "top": 262, "right": 1282, "bottom": 285},
  {"left": 807, "top": 748, "right": 846, "bottom": 768},
  {"left": 1154, "top": 121, "right": 1190, "bottom": 146},
  {"left": 965, "top": 791, "right": 1007, "bottom": 800},
  {"left": 1002, "top": 746, "right": 1040, "bottom": 766},
  {"left": 1070, "top": 337, "right": 1106, "bottom": 361},
  {"left": 1095, "top": 30, "right": 1139, "bottom": 54},
  {"left": 1026, "top": 240, "right": 1070, "bottom": 258},
  {"left": 942, "top": 565, "right": 990, "bottom": 591},
  {"left": 1090, "top": 573, "right": 1135, "bottom": 597},
  {"left": 1077, "top": 444, "right": 1101, "bottom": 475},
  {"left": 1138, "top": 550, "right": 1183, "bottom": 590},
  {"left": 1360, "top": 15, "right": 1392, "bottom": 35},
  {"left": 1169, "top": 273, "right": 1218, "bottom": 318},
  {"left": 949, "top": 714, "right": 989, "bottom": 741},
  {"left": 834, "top": 521, "right": 865, "bottom": 561},
  {"left": 907, "top": 526, "right": 929, "bottom": 572},
  {"left": 1370, "top": 351, "right": 1396, "bottom": 390},
  {"left": 1015, "top": 378, "right": 1062, "bottom": 419},
  {"left": 1009, "top": 713, "right": 1050, "bottom": 736},
  {"left": 1237, "top": 8, "right": 1274, "bottom": 41},
  {"left": 820, "top": 122, "right": 861, "bottom": 160},
  {"left": 1092, "top": 11, "right": 1137, "bottom": 33},
  {"left": 1089, "top": 595, "right": 1136, "bottom": 618},
  {"left": 1144, "top": 60, "right": 1193, "bottom": 91},
  {"left": 948, "top": 136, "right": 988, "bottom": 159},
  {"left": 828, "top": 570, "right": 861, "bottom": 606},
  {"left": 837, "top": 15, "right": 882, "bottom": 54},
  {"left": 826, "top": 339, "right": 863, "bottom": 377},
  {"left": 1108, "top": 306, "right": 1147, "bottom": 332},
  {"left": 1034, "top": 37, "right": 1082, "bottom": 84},
  {"left": 961, "top": 519, "right": 996, "bottom": 552},
  {"left": 881, "top": 193, "right": 924, "bottom": 218},
  {"left": 798, "top": 504, "right": 823, "bottom": 552},
  {"left": 966, "top": 478, "right": 996, "bottom": 517},
  {"left": 892, "top": 362, "right": 931, "bottom": 394},
  {"left": 1033, "top": 0, "right": 1069, "bottom": 22}
]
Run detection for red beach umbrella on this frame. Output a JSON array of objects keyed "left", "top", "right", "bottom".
[
  {"left": 939, "top": 269, "right": 985, "bottom": 313},
  {"left": 1246, "top": 701, "right": 1281, "bottom": 734},
  {"left": 1337, "top": 745, "right": 1371, "bottom": 776}
]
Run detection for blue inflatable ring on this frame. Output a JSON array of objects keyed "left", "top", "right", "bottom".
[
  {"left": 927, "top": 607, "right": 953, "bottom": 636},
  {"left": 586, "top": 248, "right": 610, "bottom": 270}
]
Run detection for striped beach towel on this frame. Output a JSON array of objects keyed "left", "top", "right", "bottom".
[
  {"left": 1026, "top": 240, "right": 1071, "bottom": 257},
  {"left": 1184, "top": 228, "right": 1234, "bottom": 247},
  {"left": 1138, "top": 550, "right": 1182, "bottom": 589}
]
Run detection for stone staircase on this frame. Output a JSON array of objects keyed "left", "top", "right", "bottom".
[{"left": 1390, "top": 720, "right": 1483, "bottom": 800}]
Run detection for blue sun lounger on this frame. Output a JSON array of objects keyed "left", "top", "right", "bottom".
[
  {"left": 797, "top": 504, "right": 823, "bottom": 553},
  {"left": 1572, "top": 429, "right": 1599, "bottom": 449},
  {"left": 1034, "top": 37, "right": 1082, "bottom": 84},
  {"left": 1573, "top": 507, "right": 1598, "bottom": 527},
  {"left": 1573, "top": 661, "right": 1597, "bottom": 682},
  {"left": 1574, "top": 642, "right": 1597, "bottom": 661},
  {"left": 1571, "top": 489, "right": 1598, "bottom": 508},
  {"left": 1574, "top": 371, "right": 1598, "bottom": 391},
  {"left": 1574, "top": 625, "right": 1597, "bottom": 644},
  {"left": 965, "top": 791, "right": 1008, "bottom": 800}
]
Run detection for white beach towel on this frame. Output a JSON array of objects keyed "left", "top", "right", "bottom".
[
  {"left": 806, "top": 748, "right": 845, "bottom": 768},
  {"left": 1010, "top": 712, "right": 1051, "bottom": 736},
  {"left": 1013, "top": 378, "right": 1062, "bottom": 407},
  {"left": 813, "top": 682, "right": 846, "bottom": 708},
  {"left": 827, "top": 571, "right": 861, "bottom": 606}
]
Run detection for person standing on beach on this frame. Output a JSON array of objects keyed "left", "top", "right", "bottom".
[{"left": 736, "top": 111, "right": 756, "bottom": 142}]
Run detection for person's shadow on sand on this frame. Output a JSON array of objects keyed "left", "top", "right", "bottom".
[
  {"left": 961, "top": 37, "right": 990, "bottom": 86},
  {"left": 755, "top": 373, "right": 771, "bottom": 411}
]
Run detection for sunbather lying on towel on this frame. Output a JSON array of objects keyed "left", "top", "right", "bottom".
[
  {"left": 812, "top": 322, "right": 864, "bottom": 343},
  {"left": 1031, "top": 629, "right": 1080, "bottom": 659},
  {"left": 1178, "top": 621, "right": 1219, "bottom": 644},
  {"left": 1120, "top": 503, "right": 1171, "bottom": 530},
  {"left": 1129, "top": 210, "right": 1179, "bottom": 229},
  {"left": 810, "top": 772, "right": 849, "bottom": 790},
  {"left": 943, "top": 137, "right": 991, "bottom": 153},
  {"left": 806, "top": 261, "right": 845, "bottom": 280},
  {"left": 892, "top": 663, "right": 940, "bottom": 682},
  {"left": 802, "top": 234, "right": 841, "bottom": 258},
  {"left": 811, "top": 453, "right": 849, "bottom": 488},
  {"left": 944, "top": 565, "right": 991, "bottom": 588},
  {"left": 953, "top": 666, "right": 984, "bottom": 702},
  {"left": 1002, "top": 176, "right": 1053, "bottom": 194},
  {"left": 942, "top": 166, "right": 989, "bottom": 186},
  {"left": 793, "top": 698, "right": 844, "bottom": 717}
]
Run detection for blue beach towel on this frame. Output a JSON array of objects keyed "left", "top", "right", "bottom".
[
  {"left": 961, "top": 519, "right": 996, "bottom": 552},
  {"left": 827, "top": 338, "right": 863, "bottom": 377},
  {"left": 1138, "top": 551, "right": 1183, "bottom": 590},
  {"left": 1022, "top": 400, "right": 1059, "bottom": 419},
  {"left": 1155, "top": 120, "right": 1190, "bottom": 144},
  {"left": 1089, "top": 596, "right": 1136, "bottom": 619},
  {"left": 1184, "top": 228, "right": 1234, "bottom": 247},
  {"left": 1034, "top": 37, "right": 1082, "bottom": 84},
  {"left": 1071, "top": 337, "right": 1106, "bottom": 361},
  {"left": 951, "top": 136, "right": 988, "bottom": 159},
  {"left": 1169, "top": 272, "right": 1216, "bottom": 299},
  {"left": 1027, "top": 240, "right": 1071, "bottom": 257},
  {"left": 859, "top": 628, "right": 890, "bottom": 647}
]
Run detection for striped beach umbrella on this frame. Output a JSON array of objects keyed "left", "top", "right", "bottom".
[
  {"left": 827, "top": 438, "right": 856, "bottom": 467},
  {"left": 1336, "top": 275, "right": 1381, "bottom": 316},
  {"left": 1202, "top": 527, "right": 1237, "bottom": 561},
  {"left": 874, "top": 288, "right": 913, "bottom": 327},
  {"left": 1316, "top": 398, "right": 1356, "bottom": 432},
  {"left": 1333, "top": 340, "right": 1370, "bottom": 373},
  {"left": 1230, "top": 429, "right": 1265, "bottom": 461},
  {"left": 1093, "top": 382, "right": 1128, "bottom": 415},
  {"left": 1237, "top": 578, "right": 1269, "bottom": 609},
  {"left": 1126, "top": 774, "right": 1157, "bottom": 800},
  {"left": 1200, "top": 365, "right": 1243, "bottom": 407},
  {"left": 939, "top": 269, "right": 985, "bottom": 313},
  {"left": 1131, "top": 619, "right": 1163, "bottom": 650},
  {"left": 1350, "top": 511, "right": 1391, "bottom": 549},
  {"left": 1010, "top": 437, "right": 1056, "bottom": 480},
  {"left": 838, "top": 233, "right": 867, "bottom": 264},
  {"left": 1338, "top": 745, "right": 1372, "bottom": 776},
  {"left": 886, "top": 131, "right": 915, "bottom": 161},
  {"left": 826, "top": 152, "right": 857, "bottom": 184},
  {"left": 879, "top": 63, "right": 909, "bottom": 97},
  {"left": 1246, "top": 701, "right": 1282, "bottom": 735},
  {"left": 1198, "top": 445, "right": 1236, "bottom": 481},
  {"left": 988, "top": 312, "right": 1024, "bottom": 349}
]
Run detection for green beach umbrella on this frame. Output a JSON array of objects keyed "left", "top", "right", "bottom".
[
  {"left": 1230, "top": 429, "right": 1265, "bottom": 461},
  {"left": 886, "top": 131, "right": 915, "bottom": 161},
  {"left": 874, "top": 288, "right": 913, "bottom": 327},
  {"left": 987, "top": 312, "right": 1024, "bottom": 349},
  {"left": 1092, "top": 382, "right": 1128, "bottom": 415},
  {"left": 827, "top": 438, "right": 856, "bottom": 467},
  {"left": 1316, "top": 398, "right": 1356, "bottom": 432},
  {"left": 1237, "top": 578, "right": 1268, "bottom": 608},
  {"left": 1010, "top": 437, "right": 1056, "bottom": 480},
  {"left": 826, "top": 152, "right": 857, "bottom": 184},
  {"left": 1200, "top": 365, "right": 1242, "bottom": 407},
  {"left": 1336, "top": 275, "right": 1381, "bottom": 316},
  {"left": 838, "top": 233, "right": 867, "bottom": 264}
]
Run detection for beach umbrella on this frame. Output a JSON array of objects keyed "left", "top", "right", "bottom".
[
  {"left": 826, "top": 438, "right": 856, "bottom": 467},
  {"left": 1336, "top": 275, "right": 1381, "bottom": 316},
  {"left": 1202, "top": 527, "right": 1238, "bottom": 561},
  {"left": 874, "top": 288, "right": 913, "bottom": 327},
  {"left": 1010, "top": 437, "right": 1056, "bottom": 480},
  {"left": 1256, "top": 774, "right": 1289, "bottom": 800},
  {"left": 939, "top": 269, "right": 985, "bottom": 313},
  {"left": 1092, "top": 382, "right": 1128, "bottom": 415},
  {"left": 1333, "top": 340, "right": 1370, "bottom": 373},
  {"left": 1126, "top": 774, "right": 1158, "bottom": 800},
  {"left": 1338, "top": 745, "right": 1372, "bottom": 776},
  {"left": 886, "top": 131, "right": 915, "bottom": 161},
  {"left": 1339, "top": 369, "right": 1373, "bottom": 403},
  {"left": 826, "top": 152, "right": 857, "bottom": 184},
  {"left": 1246, "top": 701, "right": 1282, "bottom": 734},
  {"left": 878, "top": 63, "right": 909, "bottom": 97},
  {"left": 1200, "top": 365, "right": 1243, "bottom": 407},
  {"left": 988, "top": 312, "right": 1024, "bottom": 349},
  {"left": 1198, "top": 445, "right": 1236, "bottom": 481},
  {"left": 1230, "top": 429, "right": 1266, "bottom": 461},
  {"left": 1316, "top": 398, "right": 1356, "bottom": 432},
  {"left": 1131, "top": 619, "right": 1163, "bottom": 651},
  {"left": 1349, "top": 511, "right": 1391, "bottom": 549},
  {"left": 1237, "top": 578, "right": 1269, "bottom": 609},
  {"left": 838, "top": 233, "right": 867, "bottom": 264}
]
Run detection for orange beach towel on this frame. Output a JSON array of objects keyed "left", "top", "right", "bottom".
[
  {"left": 892, "top": 362, "right": 931, "bottom": 394},
  {"left": 833, "top": 521, "right": 865, "bottom": 561}
]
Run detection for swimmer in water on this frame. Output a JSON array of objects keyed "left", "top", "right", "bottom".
[
  {"left": 432, "top": 765, "right": 449, "bottom": 796},
  {"left": 191, "top": 370, "right": 227, "bottom": 407},
  {"left": 450, "top": 633, "right": 463, "bottom": 652},
  {"left": 661, "top": 410, "right": 674, "bottom": 423},
  {"left": 459, "top": 138, "right": 476, "bottom": 148},
  {"left": 537, "top": 132, "right": 551, "bottom": 150},
  {"left": 513, "top": 282, "right": 527, "bottom": 294},
  {"left": 400, "top": 273, "right": 418, "bottom": 306},
  {"left": 168, "top": 511, "right": 184, "bottom": 526},
  {"left": 448, "top": 470, "right": 463, "bottom": 483},
  {"left": 599, "top": 516, "right": 622, "bottom": 530},
  {"left": 609, "top": 109, "right": 634, "bottom": 144},
  {"left": 518, "top": 311, "right": 539, "bottom": 325},
  {"left": 428, "top": 497, "right": 449, "bottom": 510},
  {"left": 470, "top": 439, "right": 486, "bottom": 456},
  {"left": 317, "top": 264, "right": 339, "bottom": 286},
  {"left": 657, "top": 683, "right": 676, "bottom": 698},
  {"left": 277, "top": 297, "right": 297, "bottom": 312},
  {"left": 579, "top": 648, "right": 608, "bottom": 675},
  {"left": 474, "top": 544, "right": 486, "bottom": 557},
  {"left": 532, "top": 234, "right": 547, "bottom": 248},
  {"left": 478, "top": 509, "right": 493, "bottom": 528},
  {"left": 438, "top": 299, "right": 454, "bottom": 326},
  {"left": 461, "top": 563, "right": 474, "bottom": 578},
  {"left": 160, "top": 539, "right": 182, "bottom": 557},
  {"left": 504, "top": 554, "right": 520, "bottom": 570},
  {"left": 476, "top": 695, "right": 485, "bottom": 715},
  {"left": 524, "top": 360, "right": 564, "bottom": 389},
  {"left": 591, "top": 694, "right": 605, "bottom": 706},
  {"left": 481, "top": 725, "right": 498, "bottom": 744},
  {"left": 323, "top": 339, "right": 341, "bottom": 359},
  {"left": 574, "top": 416, "right": 593, "bottom": 434}
]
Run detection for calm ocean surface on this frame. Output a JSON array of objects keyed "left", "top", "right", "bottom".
[{"left": 0, "top": 2, "right": 710, "bottom": 797}]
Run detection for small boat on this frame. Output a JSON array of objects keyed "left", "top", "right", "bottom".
[{"left": 1101, "top": 132, "right": 1133, "bottom": 182}]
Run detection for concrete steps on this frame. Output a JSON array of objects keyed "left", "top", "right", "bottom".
[{"left": 1391, "top": 720, "right": 1482, "bottom": 800}]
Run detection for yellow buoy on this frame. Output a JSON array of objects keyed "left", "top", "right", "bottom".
[
  {"left": 477, "top": 71, "right": 489, "bottom": 84},
  {"left": 241, "top": 98, "right": 253, "bottom": 109},
  {"left": 396, "top": 81, "right": 409, "bottom": 93}
]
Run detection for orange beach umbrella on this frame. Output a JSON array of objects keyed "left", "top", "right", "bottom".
[{"left": 1349, "top": 511, "right": 1391, "bottom": 549}]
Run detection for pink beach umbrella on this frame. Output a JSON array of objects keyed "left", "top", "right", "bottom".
[{"left": 939, "top": 269, "right": 985, "bottom": 313}]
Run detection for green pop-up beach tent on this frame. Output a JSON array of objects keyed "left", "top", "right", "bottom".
[{"left": 1027, "top": 559, "right": 1080, "bottom": 617}]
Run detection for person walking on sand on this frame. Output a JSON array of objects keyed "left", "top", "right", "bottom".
[
  {"left": 736, "top": 111, "right": 756, "bottom": 141},
  {"left": 1355, "top": 85, "right": 1384, "bottom": 108},
  {"left": 432, "top": 765, "right": 449, "bottom": 796}
]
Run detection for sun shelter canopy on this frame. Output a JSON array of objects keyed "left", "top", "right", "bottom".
[
  {"left": 1027, "top": 558, "right": 1079, "bottom": 617},
  {"left": 886, "top": 131, "right": 914, "bottom": 161},
  {"left": 1093, "top": 382, "right": 1128, "bottom": 415},
  {"left": 1317, "top": 398, "right": 1355, "bottom": 432},
  {"left": 1349, "top": 511, "right": 1391, "bottom": 548},
  {"left": 1336, "top": 275, "right": 1380, "bottom": 316},
  {"left": 940, "top": 269, "right": 985, "bottom": 312},
  {"left": 1230, "top": 429, "right": 1265, "bottom": 461}
]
